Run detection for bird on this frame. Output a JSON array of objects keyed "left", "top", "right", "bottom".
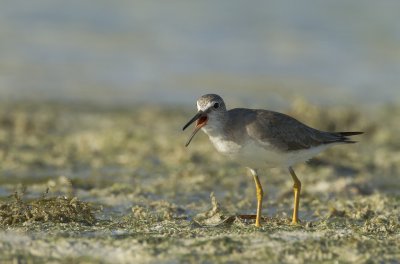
[{"left": 182, "top": 94, "right": 363, "bottom": 227}]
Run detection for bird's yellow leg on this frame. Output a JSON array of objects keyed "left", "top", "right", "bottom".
[
  {"left": 289, "top": 167, "right": 301, "bottom": 224},
  {"left": 250, "top": 169, "right": 264, "bottom": 227}
]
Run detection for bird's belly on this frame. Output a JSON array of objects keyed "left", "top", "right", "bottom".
[
  {"left": 235, "top": 141, "right": 287, "bottom": 168},
  {"left": 209, "top": 137, "right": 286, "bottom": 168},
  {"left": 238, "top": 143, "right": 330, "bottom": 168},
  {"left": 209, "top": 136, "right": 329, "bottom": 168}
]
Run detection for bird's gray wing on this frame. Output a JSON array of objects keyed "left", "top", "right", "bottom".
[{"left": 245, "top": 110, "right": 340, "bottom": 151}]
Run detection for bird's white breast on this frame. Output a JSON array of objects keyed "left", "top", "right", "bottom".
[
  {"left": 208, "top": 135, "right": 242, "bottom": 155},
  {"left": 206, "top": 135, "right": 283, "bottom": 167}
]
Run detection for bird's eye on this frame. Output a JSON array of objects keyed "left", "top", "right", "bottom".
[{"left": 213, "top": 103, "right": 219, "bottom": 109}]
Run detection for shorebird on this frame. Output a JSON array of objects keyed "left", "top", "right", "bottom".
[{"left": 182, "top": 94, "right": 362, "bottom": 227}]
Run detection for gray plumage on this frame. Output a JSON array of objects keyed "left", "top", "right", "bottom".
[{"left": 224, "top": 108, "right": 361, "bottom": 152}]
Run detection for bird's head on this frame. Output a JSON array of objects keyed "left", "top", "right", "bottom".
[{"left": 182, "top": 94, "right": 226, "bottom": 147}]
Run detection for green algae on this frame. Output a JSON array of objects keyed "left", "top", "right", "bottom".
[
  {"left": 0, "top": 191, "right": 96, "bottom": 227},
  {"left": 0, "top": 100, "right": 399, "bottom": 263}
]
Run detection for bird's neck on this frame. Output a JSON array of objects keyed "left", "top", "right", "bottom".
[{"left": 201, "top": 112, "right": 228, "bottom": 138}]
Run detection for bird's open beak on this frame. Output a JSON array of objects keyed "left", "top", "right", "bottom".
[{"left": 182, "top": 111, "right": 208, "bottom": 147}]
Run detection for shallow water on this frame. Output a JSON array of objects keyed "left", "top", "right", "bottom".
[{"left": 1, "top": 1, "right": 400, "bottom": 106}]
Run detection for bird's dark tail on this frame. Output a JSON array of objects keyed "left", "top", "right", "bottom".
[
  {"left": 337, "top": 132, "right": 364, "bottom": 136},
  {"left": 334, "top": 131, "right": 364, "bottom": 144}
]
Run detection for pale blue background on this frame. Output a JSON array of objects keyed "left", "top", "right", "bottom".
[{"left": 0, "top": 0, "right": 399, "bottom": 106}]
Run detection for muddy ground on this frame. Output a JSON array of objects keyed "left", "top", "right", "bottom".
[{"left": 0, "top": 100, "right": 399, "bottom": 263}]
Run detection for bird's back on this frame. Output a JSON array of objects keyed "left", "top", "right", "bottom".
[{"left": 218, "top": 108, "right": 361, "bottom": 167}]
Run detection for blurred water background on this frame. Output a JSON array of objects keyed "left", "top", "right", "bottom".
[{"left": 0, "top": 0, "right": 399, "bottom": 107}]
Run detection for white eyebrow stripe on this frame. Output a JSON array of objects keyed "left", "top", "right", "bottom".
[{"left": 197, "top": 100, "right": 214, "bottom": 111}]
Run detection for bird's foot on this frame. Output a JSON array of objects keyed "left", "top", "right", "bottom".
[
  {"left": 291, "top": 218, "right": 302, "bottom": 225},
  {"left": 237, "top": 214, "right": 268, "bottom": 227}
]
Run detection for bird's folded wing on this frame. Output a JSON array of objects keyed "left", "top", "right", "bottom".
[{"left": 246, "top": 110, "right": 339, "bottom": 151}]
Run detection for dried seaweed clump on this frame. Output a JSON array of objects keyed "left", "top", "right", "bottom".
[{"left": 0, "top": 192, "right": 96, "bottom": 226}]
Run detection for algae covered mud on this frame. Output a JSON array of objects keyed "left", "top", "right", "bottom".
[{"left": 0, "top": 100, "right": 399, "bottom": 263}]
